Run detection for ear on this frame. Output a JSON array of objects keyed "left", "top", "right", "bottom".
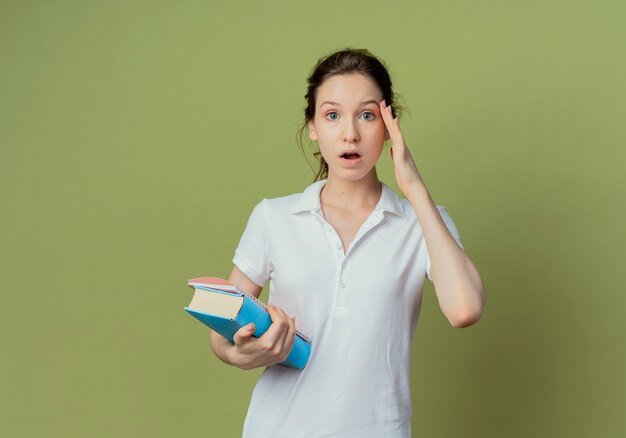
[
  {"left": 384, "top": 127, "right": 390, "bottom": 141},
  {"left": 308, "top": 120, "right": 317, "bottom": 141}
]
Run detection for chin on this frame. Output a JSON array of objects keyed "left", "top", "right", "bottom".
[{"left": 330, "top": 167, "right": 377, "bottom": 182}]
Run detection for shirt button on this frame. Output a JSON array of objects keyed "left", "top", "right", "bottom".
[
  {"left": 337, "top": 243, "right": 342, "bottom": 250},
  {"left": 340, "top": 282, "right": 346, "bottom": 288},
  {"left": 326, "top": 226, "right": 332, "bottom": 232}
]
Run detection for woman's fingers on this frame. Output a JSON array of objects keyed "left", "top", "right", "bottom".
[
  {"left": 379, "top": 100, "right": 403, "bottom": 151},
  {"left": 228, "top": 304, "right": 298, "bottom": 369},
  {"left": 270, "top": 305, "right": 297, "bottom": 362},
  {"left": 233, "top": 323, "right": 256, "bottom": 346},
  {"left": 379, "top": 100, "right": 393, "bottom": 138},
  {"left": 233, "top": 304, "right": 296, "bottom": 365},
  {"left": 264, "top": 304, "right": 291, "bottom": 360},
  {"left": 392, "top": 117, "right": 406, "bottom": 146},
  {"left": 282, "top": 316, "right": 297, "bottom": 359}
]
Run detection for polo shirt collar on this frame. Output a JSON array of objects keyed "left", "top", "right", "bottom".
[{"left": 289, "top": 179, "right": 406, "bottom": 218}]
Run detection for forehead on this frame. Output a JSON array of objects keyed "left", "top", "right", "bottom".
[{"left": 316, "top": 73, "right": 382, "bottom": 107}]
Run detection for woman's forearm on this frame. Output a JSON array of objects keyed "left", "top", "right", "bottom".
[
  {"left": 406, "top": 183, "right": 486, "bottom": 328},
  {"left": 209, "top": 330, "right": 235, "bottom": 365}
]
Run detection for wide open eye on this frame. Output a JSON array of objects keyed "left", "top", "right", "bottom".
[
  {"left": 361, "top": 111, "right": 375, "bottom": 121},
  {"left": 325, "top": 111, "right": 339, "bottom": 121}
]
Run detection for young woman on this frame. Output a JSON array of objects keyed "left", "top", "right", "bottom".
[{"left": 210, "top": 48, "right": 486, "bottom": 437}]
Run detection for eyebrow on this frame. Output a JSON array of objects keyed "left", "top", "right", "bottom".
[{"left": 320, "top": 100, "right": 379, "bottom": 108}]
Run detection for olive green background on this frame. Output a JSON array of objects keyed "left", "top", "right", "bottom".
[{"left": 2, "top": 1, "right": 625, "bottom": 437}]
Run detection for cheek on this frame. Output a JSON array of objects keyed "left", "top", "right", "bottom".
[
  {"left": 315, "top": 127, "right": 340, "bottom": 152},
  {"left": 316, "top": 139, "right": 333, "bottom": 160},
  {"left": 369, "top": 123, "right": 387, "bottom": 144},
  {"left": 367, "top": 119, "right": 386, "bottom": 134}
]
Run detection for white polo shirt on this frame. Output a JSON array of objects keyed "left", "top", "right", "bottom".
[{"left": 232, "top": 179, "right": 463, "bottom": 438}]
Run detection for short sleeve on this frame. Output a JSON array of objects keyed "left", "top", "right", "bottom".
[
  {"left": 425, "top": 205, "right": 464, "bottom": 282},
  {"left": 232, "top": 199, "right": 271, "bottom": 288}
]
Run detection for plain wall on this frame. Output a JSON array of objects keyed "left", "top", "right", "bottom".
[{"left": 2, "top": 1, "right": 625, "bottom": 436}]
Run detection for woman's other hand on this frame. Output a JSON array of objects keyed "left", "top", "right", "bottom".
[
  {"left": 379, "top": 99, "right": 425, "bottom": 198},
  {"left": 228, "top": 304, "right": 297, "bottom": 370}
]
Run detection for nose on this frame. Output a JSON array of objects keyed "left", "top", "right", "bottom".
[{"left": 342, "top": 119, "right": 360, "bottom": 143}]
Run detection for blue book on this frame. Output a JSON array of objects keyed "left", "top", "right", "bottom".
[{"left": 184, "top": 277, "right": 312, "bottom": 369}]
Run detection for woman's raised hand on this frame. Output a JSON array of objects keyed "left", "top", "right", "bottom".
[
  {"left": 379, "top": 99, "right": 425, "bottom": 198},
  {"left": 229, "top": 304, "right": 297, "bottom": 370}
]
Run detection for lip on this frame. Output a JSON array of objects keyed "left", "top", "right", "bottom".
[
  {"left": 339, "top": 155, "right": 363, "bottom": 167},
  {"left": 339, "top": 149, "right": 361, "bottom": 157}
]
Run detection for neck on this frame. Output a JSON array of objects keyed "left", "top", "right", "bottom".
[{"left": 321, "top": 169, "right": 382, "bottom": 209}]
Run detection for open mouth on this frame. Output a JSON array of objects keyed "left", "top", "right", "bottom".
[{"left": 340, "top": 152, "right": 361, "bottom": 160}]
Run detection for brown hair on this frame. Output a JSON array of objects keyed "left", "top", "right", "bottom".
[{"left": 297, "top": 48, "right": 405, "bottom": 181}]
